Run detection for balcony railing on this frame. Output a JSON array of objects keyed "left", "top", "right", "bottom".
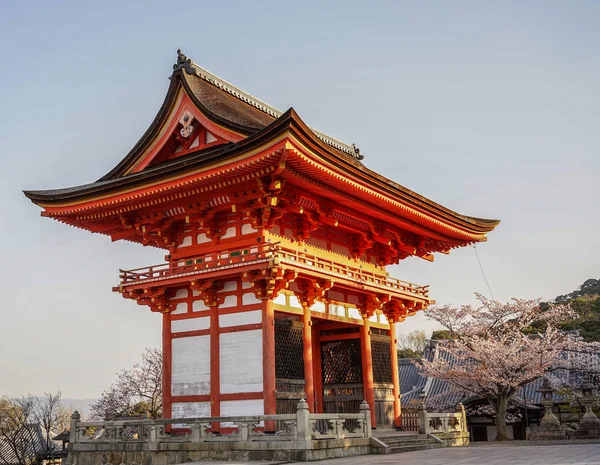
[{"left": 118, "top": 242, "right": 429, "bottom": 299}]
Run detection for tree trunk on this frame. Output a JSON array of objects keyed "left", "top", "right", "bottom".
[{"left": 495, "top": 395, "right": 509, "bottom": 441}]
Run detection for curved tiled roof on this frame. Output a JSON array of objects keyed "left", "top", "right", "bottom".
[{"left": 174, "top": 50, "right": 362, "bottom": 159}]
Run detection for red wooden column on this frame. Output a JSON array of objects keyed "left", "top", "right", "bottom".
[
  {"left": 162, "top": 313, "right": 172, "bottom": 419},
  {"left": 302, "top": 306, "right": 315, "bottom": 412},
  {"left": 210, "top": 302, "right": 220, "bottom": 430},
  {"left": 389, "top": 320, "right": 402, "bottom": 428},
  {"left": 360, "top": 317, "right": 376, "bottom": 428},
  {"left": 262, "top": 299, "right": 276, "bottom": 430}
]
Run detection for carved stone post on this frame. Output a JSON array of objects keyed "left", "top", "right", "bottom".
[
  {"left": 359, "top": 400, "right": 372, "bottom": 438},
  {"left": 69, "top": 410, "right": 80, "bottom": 444},
  {"left": 456, "top": 402, "right": 467, "bottom": 433},
  {"left": 418, "top": 392, "right": 428, "bottom": 435},
  {"left": 191, "top": 423, "right": 202, "bottom": 443},
  {"left": 296, "top": 399, "right": 312, "bottom": 444},
  {"left": 148, "top": 425, "right": 159, "bottom": 451},
  {"left": 240, "top": 422, "right": 250, "bottom": 441}
]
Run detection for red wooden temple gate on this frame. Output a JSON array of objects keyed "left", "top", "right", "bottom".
[{"left": 25, "top": 50, "right": 499, "bottom": 429}]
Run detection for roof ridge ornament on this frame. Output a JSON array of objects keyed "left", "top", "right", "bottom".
[
  {"left": 173, "top": 49, "right": 365, "bottom": 161},
  {"left": 174, "top": 49, "right": 194, "bottom": 74}
]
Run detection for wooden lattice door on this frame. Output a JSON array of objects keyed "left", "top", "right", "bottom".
[
  {"left": 321, "top": 338, "right": 364, "bottom": 415},
  {"left": 274, "top": 319, "right": 305, "bottom": 418}
]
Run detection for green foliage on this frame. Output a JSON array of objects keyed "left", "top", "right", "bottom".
[
  {"left": 397, "top": 348, "right": 422, "bottom": 359},
  {"left": 555, "top": 279, "right": 600, "bottom": 303},
  {"left": 430, "top": 330, "right": 454, "bottom": 340},
  {"left": 550, "top": 279, "right": 600, "bottom": 342}
]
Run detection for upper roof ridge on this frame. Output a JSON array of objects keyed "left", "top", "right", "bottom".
[{"left": 174, "top": 49, "right": 364, "bottom": 160}]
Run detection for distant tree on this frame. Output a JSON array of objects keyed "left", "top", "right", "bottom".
[
  {"left": 397, "top": 330, "right": 427, "bottom": 358},
  {"left": 538, "top": 279, "right": 600, "bottom": 342},
  {"left": 32, "top": 392, "right": 70, "bottom": 452},
  {"left": 0, "top": 397, "right": 43, "bottom": 465},
  {"left": 420, "top": 294, "right": 600, "bottom": 441},
  {"left": 555, "top": 279, "right": 600, "bottom": 304},
  {"left": 90, "top": 348, "right": 162, "bottom": 420},
  {"left": 430, "top": 330, "right": 454, "bottom": 341}
]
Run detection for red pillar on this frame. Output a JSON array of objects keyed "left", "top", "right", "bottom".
[
  {"left": 210, "top": 303, "right": 220, "bottom": 431},
  {"left": 162, "top": 313, "right": 172, "bottom": 419},
  {"left": 360, "top": 317, "right": 376, "bottom": 428},
  {"left": 389, "top": 320, "right": 402, "bottom": 428},
  {"left": 262, "top": 299, "right": 276, "bottom": 430},
  {"left": 302, "top": 306, "right": 315, "bottom": 412}
]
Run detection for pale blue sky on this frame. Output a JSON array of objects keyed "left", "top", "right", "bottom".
[{"left": 1, "top": 1, "right": 598, "bottom": 398}]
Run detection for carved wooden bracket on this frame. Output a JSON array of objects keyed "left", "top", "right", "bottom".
[
  {"left": 190, "top": 279, "right": 225, "bottom": 307},
  {"left": 350, "top": 233, "right": 373, "bottom": 259},
  {"left": 121, "top": 287, "right": 174, "bottom": 313},
  {"left": 242, "top": 266, "right": 297, "bottom": 300},
  {"left": 383, "top": 299, "right": 424, "bottom": 322},
  {"left": 293, "top": 277, "right": 333, "bottom": 308},
  {"left": 357, "top": 293, "right": 391, "bottom": 319}
]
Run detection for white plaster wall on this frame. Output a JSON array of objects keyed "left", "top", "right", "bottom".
[
  {"left": 172, "top": 336, "right": 210, "bottom": 396},
  {"left": 178, "top": 236, "right": 192, "bottom": 247},
  {"left": 220, "top": 281, "right": 238, "bottom": 292},
  {"left": 193, "top": 300, "right": 209, "bottom": 312},
  {"left": 220, "top": 330, "right": 263, "bottom": 394},
  {"left": 220, "top": 399, "right": 264, "bottom": 426},
  {"left": 172, "top": 401, "right": 211, "bottom": 419},
  {"left": 174, "top": 289, "right": 189, "bottom": 299},
  {"left": 348, "top": 307, "right": 361, "bottom": 320},
  {"left": 219, "top": 310, "right": 262, "bottom": 328},
  {"left": 369, "top": 313, "right": 378, "bottom": 323},
  {"left": 311, "top": 301, "right": 326, "bottom": 313},
  {"left": 289, "top": 295, "right": 302, "bottom": 309},
  {"left": 197, "top": 233, "right": 210, "bottom": 244},
  {"left": 172, "top": 317, "right": 209, "bottom": 333},
  {"left": 242, "top": 292, "right": 261, "bottom": 306},
  {"left": 171, "top": 302, "right": 188, "bottom": 315},
  {"left": 220, "top": 295, "right": 238, "bottom": 308},
  {"left": 273, "top": 293, "right": 287, "bottom": 305},
  {"left": 329, "top": 303, "right": 345, "bottom": 317},
  {"left": 241, "top": 223, "right": 257, "bottom": 235},
  {"left": 241, "top": 281, "right": 252, "bottom": 290},
  {"left": 222, "top": 227, "right": 237, "bottom": 239}
]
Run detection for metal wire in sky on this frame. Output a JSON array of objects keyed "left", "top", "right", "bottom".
[{"left": 473, "top": 244, "right": 495, "bottom": 301}]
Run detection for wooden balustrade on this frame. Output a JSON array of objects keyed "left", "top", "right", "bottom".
[{"left": 117, "top": 243, "right": 428, "bottom": 300}]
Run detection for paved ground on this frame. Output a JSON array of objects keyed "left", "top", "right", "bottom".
[
  {"left": 188, "top": 443, "right": 600, "bottom": 465},
  {"left": 317, "top": 444, "right": 600, "bottom": 465}
]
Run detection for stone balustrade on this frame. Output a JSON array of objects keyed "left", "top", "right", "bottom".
[
  {"left": 416, "top": 402, "right": 470, "bottom": 446},
  {"left": 69, "top": 400, "right": 372, "bottom": 446}
]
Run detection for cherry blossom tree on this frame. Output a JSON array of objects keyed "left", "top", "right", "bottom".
[
  {"left": 90, "top": 348, "right": 162, "bottom": 420},
  {"left": 420, "top": 294, "right": 599, "bottom": 441}
]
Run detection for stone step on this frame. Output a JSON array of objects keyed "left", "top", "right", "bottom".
[
  {"left": 381, "top": 438, "right": 439, "bottom": 447},
  {"left": 377, "top": 434, "right": 425, "bottom": 442},
  {"left": 389, "top": 443, "right": 446, "bottom": 454}
]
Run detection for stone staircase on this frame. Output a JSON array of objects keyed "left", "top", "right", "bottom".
[{"left": 373, "top": 433, "right": 446, "bottom": 454}]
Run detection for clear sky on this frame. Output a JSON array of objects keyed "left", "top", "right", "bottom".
[{"left": 0, "top": 0, "right": 598, "bottom": 399}]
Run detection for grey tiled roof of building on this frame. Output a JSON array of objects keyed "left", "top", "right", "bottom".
[{"left": 398, "top": 341, "right": 583, "bottom": 411}]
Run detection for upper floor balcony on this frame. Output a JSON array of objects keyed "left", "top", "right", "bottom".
[{"left": 115, "top": 242, "right": 429, "bottom": 304}]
